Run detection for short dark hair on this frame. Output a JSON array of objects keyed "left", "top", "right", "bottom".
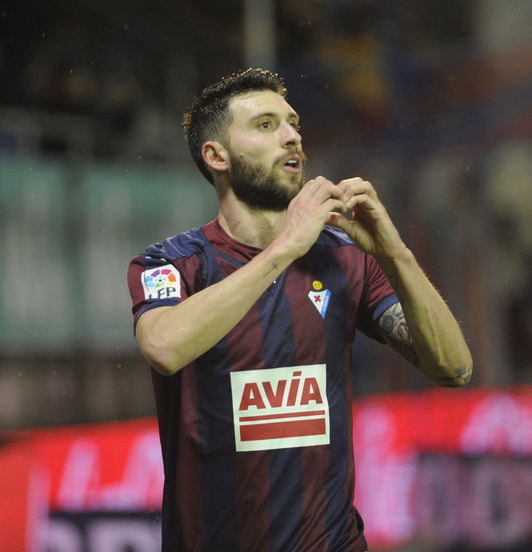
[{"left": 183, "top": 68, "right": 287, "bottom": 185}]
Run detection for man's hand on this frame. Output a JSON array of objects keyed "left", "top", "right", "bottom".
[
  {"left": 325, "top": 177, "right": 406, "bottom": 261},
  {"left": 273, "top": 176, "right": 348, "bottom": 259},
  {"left": 324, "top": 177, "right": 473, "bottom": 387},
  {"left": 135, "top": 177, "right": 346, "bottom": 376}
]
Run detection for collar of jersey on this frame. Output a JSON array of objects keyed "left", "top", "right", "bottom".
[{"left": 203, "top": 217, "right": 263, "bottom": 263}]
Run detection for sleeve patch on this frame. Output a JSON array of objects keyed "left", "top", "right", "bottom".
[{"left": 141, "top": 264, "right": 181, "bottom": 300}]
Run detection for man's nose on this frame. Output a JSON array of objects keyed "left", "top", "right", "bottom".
[{"left": 280, "top": 121, "right": 302, "bottom": 146}]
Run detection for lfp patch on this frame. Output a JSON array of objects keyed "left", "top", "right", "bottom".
[{"left": 141, "top": 264, "right": 181, "bottom": 300}]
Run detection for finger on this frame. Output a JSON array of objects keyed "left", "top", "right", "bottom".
[
  {"left": 322, "top": 196, "right": 348, "bottom": 215},
  {"left": 288, "top": 186, "right": 346, "bottom": 218},
  {"left": 336, "top": 177, "right": 364, "bottom": 191},
  {"left": 325, "top": 213, "right": 362, "bottom": 242},
  {"left": 338, "top": 178, "right": 378, "bottom": 202},
  {"left": 310, "top": 176, "right": 344, "bottom": 200},
  {"left": 325, "top": 212, "right": 346, "bottom": 228},
  {"left": 308, "top": 178, "right": 348, "bottom": 211},
  {"left": 346, "top": 193, "right": 378, "bottom": 212},
  {"left": 303, "top": 175, "right": 334, "bottom": 192}
]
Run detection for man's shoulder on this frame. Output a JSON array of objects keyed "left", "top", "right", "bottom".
[{"left": 142, "top": 225, "right": 209, "bottom": 263}]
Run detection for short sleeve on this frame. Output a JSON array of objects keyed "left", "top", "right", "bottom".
[
  {"left": 127, "top": 253, "right": 187, "bottom": 328},
  {"left": 356, "top": 255, "right": 399, "bottom": 342}
]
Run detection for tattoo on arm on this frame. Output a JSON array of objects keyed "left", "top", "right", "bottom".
[
  {"left": 376, "top": 303, "right": 473, "bottom": 387},
  {"left": 262, "top": 263, "right": 279, "bottom": 279},
  {"left": 376, "top": 303, "right": 419, "bottom": 367}
]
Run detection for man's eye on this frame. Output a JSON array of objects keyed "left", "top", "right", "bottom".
[{"left": 260, "top": 121, "right": 272, "bottom": 129}]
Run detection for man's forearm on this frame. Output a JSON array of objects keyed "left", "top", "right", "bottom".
[
  {"left": 135, "top": 243, "right": 295, "bottom": 376},
  {"left": 378, "top": 247, "right": 473, "bottom": 386}
]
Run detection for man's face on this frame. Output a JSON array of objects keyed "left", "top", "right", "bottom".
[{"left": 224, "top": 90, "right": 307, "bottom": 211}]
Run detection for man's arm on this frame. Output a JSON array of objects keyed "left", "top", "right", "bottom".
[
  {"left": 136, "top": 243, "right": 301, "bottom": 376},
  {"left": 327, "top": 177, "right": 473, "bottom": 387},
  {"left": 376, "top": 302, "right": 420, "bottom": 368},
  {"left": 376, "top": 301, "right": 472, "bottom": 387},
  {"left": 135, "top": 177, "right": 347, "bottom": 376}
]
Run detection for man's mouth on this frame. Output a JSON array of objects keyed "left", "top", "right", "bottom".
[{"left": 282, "top": 154, "right": 302, "bottom": 173}]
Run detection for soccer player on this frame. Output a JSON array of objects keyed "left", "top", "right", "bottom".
[{"left": 127, "top": 68, "right": 472, "bottom": 552}]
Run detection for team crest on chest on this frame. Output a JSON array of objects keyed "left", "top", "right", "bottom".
[{"left": 308, "top": 280, "right": 331, "bottom": 319}]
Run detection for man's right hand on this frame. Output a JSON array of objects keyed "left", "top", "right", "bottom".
[{"left": 273, "top": 176, "right": 347, "bottom": 260}]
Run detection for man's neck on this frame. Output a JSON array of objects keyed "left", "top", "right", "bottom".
[{"left": 217, "top": 194, "right": 286, "bottom": 250}]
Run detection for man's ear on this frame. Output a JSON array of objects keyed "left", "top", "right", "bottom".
[{"left": 202, "top": 141, "right": 229, "bottom": 173}]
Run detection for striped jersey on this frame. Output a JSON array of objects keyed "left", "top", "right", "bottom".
[{"left": 128, "top": 218, "right": 398, "bottom": 552}]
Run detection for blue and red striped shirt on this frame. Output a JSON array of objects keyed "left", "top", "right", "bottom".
[{"left": 128, "top": 218, "right": 397, "bottom": 551}]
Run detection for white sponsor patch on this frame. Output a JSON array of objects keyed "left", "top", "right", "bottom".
[
  {"left": 141, "top": 264, "right": 181, "bottom": 300},
  {"left": 230, "top": 364, "right": 330, "bottom": 452}
]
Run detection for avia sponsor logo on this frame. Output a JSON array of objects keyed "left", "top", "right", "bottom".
[
  {"left": 230, "top": 364, "right": 330, "bottom": 452},
  {"left": 141, "top": 264, "right": 181, "bottom": 300},
  {"left": 308, "top": 280, "right": 330, "bottom": 319}
]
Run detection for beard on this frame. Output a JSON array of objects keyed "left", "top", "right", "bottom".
[{"left": 227, "top": 150, "right": 306, "bottom": 211}]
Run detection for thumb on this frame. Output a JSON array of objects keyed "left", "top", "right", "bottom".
[
  {"left": 326, "top": 212, "right": 349, "bottom": 230},
  {"left": 326, "top": 212, "right": 362, "bottom": 245}
]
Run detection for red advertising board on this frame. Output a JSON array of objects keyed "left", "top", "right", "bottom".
[
  {"left": 1, "top": 386, "right": 532, "bottom": 551},
  {"left": 352, "top": 386, "right": 532, "bottom": 550}
]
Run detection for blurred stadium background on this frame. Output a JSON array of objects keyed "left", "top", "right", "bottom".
[{"left": 0, "top": 0, "right": 531, "bottom": 551}]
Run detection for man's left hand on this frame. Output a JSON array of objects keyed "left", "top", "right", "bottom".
[{"left": 326, "top": 177, "right": 406, "bottom": 261}]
